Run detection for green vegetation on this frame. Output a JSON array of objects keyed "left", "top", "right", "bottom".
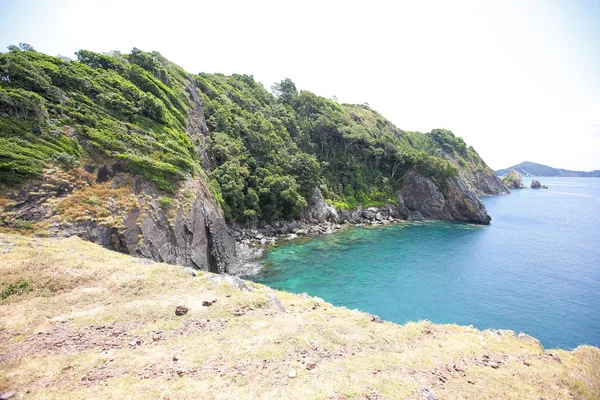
[
  {"left": 496, "top": 161, "right": 600, "bottom": 177},
  {"left": 158, "top": 196, "right": 173, "bottom": 209},
  {"left": 0, "top": 278, "right": 31, "bottom": 299},
  {"left": 197, "top": 75, "right": 464, "bottom": 220},
  {"left": 0, "top": 43, "right": 197, "bottom": 191},
  {"left": 1, "top": 44, "right": 488, "bottom": 221}
]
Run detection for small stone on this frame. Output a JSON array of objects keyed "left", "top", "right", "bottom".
[
  {"left": 175, "top": 305, "right": 189, "bottom": 315},
  {"left": 173, "top": 354, "right": 180, "bottom": 361},
  {"left": 202, "top": 298, "right": 217, "bottom": 306},
  {"left": 177, "top": 368, "right": 185, "bottom": 376},
  {"left": 288, "top": 370, "right": 297, "bottom": 378},
  {"left": 489, "top": 362, "right": 499, "bottom": 369},
  {"left": 0, "top": 391, "right": 17, "bottom": 400}
]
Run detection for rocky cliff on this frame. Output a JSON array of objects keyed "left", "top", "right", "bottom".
[
  {"left": 397, "top": 171, "right": 491, "bottom": 224},
  {"left": 0, "top": 139, "right": 237, "bottom": 274},
  {"left": 1, "top": 46, "right": 507, "bottom": 272}
]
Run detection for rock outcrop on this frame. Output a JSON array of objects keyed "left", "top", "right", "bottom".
[
  {"left": 1, "top": 169, "right": 237, "bottom": 273},
  {"left": 502, "top": 169, "right": 524, "bottom": 189},
  {"left": 0, "top": 75, "right": 237, "bottom": 273},
  {"left": 531, "top": 180, "right": 548, "bottom": 189},
  {"left": 397, "top": 171, "right": 491, "bottom": 224},
  {"left": 301, "top": 187, "right": 338, "bottom": 222}
]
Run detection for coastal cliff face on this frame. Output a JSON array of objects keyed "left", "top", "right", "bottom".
[
  {"left": 1, "top": 47, "right": 503, "bottom": 271},
  {"left": 397, "top": 171, "right": 491, "bottom": 224},
  {"left": 0, "top": 156, "right": 236, "bottom": 275}
]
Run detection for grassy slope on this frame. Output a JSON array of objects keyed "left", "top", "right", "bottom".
[{"left": 1, "top": 233, "right": 598, "bottom": 399}]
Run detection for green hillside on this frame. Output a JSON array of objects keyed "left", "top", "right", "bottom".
[
  {"left": 1, "top": 44, "right": 492, "bottom": 222},
  {"left": 496, "top": 161, "right": 600, "bottom": 177}
]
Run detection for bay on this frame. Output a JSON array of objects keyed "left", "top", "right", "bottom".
[{"left": 250, "top": 177, "right": 600, "bottom": 349}]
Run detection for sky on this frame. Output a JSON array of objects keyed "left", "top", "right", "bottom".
[{"left": 1, "top": 0, "right": 599, "bottom": 171}]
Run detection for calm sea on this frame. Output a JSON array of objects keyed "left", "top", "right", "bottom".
[{"left": 251, "top": 177, "right": 600, "bottom": 349}]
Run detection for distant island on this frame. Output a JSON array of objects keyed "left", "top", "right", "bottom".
[{"left": 496, "top": 161, "right": 600, "bottom": 177}]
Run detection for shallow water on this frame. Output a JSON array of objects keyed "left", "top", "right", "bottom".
[{"left": 251, "top": 177, "right": 600, "bottom": 349}]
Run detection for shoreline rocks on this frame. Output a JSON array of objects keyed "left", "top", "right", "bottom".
[{"left": 531, "top": 179, "right": 548, "bottom": 189}]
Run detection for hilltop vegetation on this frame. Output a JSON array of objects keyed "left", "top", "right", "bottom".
[
  {"left": 1, "top": 44, "right": 494, "bottom": 224},
  {"left": 0, "top": 43, "right": 198, "bottom": 192}
]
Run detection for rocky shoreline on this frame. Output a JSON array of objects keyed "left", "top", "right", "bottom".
[{"left": 227, "top": 204, "right": 427, "bottom": 276}]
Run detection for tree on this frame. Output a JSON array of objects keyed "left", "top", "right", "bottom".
[
  {"left": 19, "top": 43, "right": 35, "bottom": 52},
  {"left": 271, "top": 78, "right": 297, "bottom": 105}
]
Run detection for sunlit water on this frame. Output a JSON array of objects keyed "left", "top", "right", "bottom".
[{"left": 250, "top": 177, "right": 600, "bottom": 349}]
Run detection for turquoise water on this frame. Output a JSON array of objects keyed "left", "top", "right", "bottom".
[{"left": 251, "top": 177, "right": 600, "bottom": 349}]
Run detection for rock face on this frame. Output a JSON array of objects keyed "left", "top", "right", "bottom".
[
  {"left": 0, "top": 74, "right": 498, "bottom": 272},
  {"left": 531, "top": 180, "right": 548, "bottom": 189},
  {"left": 301, "top": 187, "right": 338, "bottom": 222},
  {"left": 502, "top": 169, "right": 524, "bottom": 189},
  {"left": 2, "top": 168, "right": 237, "bottom": 273},
  {"left": 0, "top": 76, "right": 237, "bottom": 274},
  {"left": 460, "top": 168, "right": 509, "bottom": 196},
  {"left": 397, "top": 171, "right": 491, "bottom": 224}
]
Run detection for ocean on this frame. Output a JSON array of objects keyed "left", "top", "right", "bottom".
[{"left": 250, "top": 177, "right": 600, "bottom": 349}]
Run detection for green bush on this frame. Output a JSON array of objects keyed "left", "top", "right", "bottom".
[
  {"left": 158, "top": 196, "right": 174, "bottom": 209},
  {"left": 13, "top": 219, "right": 33, "bottom": 230},
  {"left": 0, "top": 279, "right": 32, "bottom": 299}
]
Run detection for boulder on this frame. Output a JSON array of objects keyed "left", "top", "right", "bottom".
[{"left": 531, "top": 180, "right": 548, "bottom": 189}]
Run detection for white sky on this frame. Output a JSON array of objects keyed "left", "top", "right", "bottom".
[{"left": 1, "top": 0, "right": 599, "bottom": 170}]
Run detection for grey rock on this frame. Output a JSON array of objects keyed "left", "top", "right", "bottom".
[
  {"left": 0, "top": 391, "right": 17, "bottom": 400},
  {"left": 517, "top": 332, "right": 543, "bottom": 348},
  {"left": 209, "top": 274, "right": 253, "bottom": 292},
  {"left": 302, "top": 187, "right": 338, "bottom": 222},
  {"left": 420, "top": 388, "right": 438, "bottom": 400},
  {"left": 183, "top": 267, "right": 198, "bottom": 277},
  {"left": 265, "top": 293, "right": 285, "bottom": 312},
  {"left": 397, "top": 170, "right": 491, "bottom": 224},
  {"left": 531, "top": 180, "right": 548, "bottom": 189}
]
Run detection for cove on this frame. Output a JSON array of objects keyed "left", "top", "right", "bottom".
[{"left": 250, "top": 177, "right": 600, "bottom": 349}]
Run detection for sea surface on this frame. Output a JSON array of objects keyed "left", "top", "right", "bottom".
[{"left": 250, "top": 177, "right": 600, "bottom": 349}]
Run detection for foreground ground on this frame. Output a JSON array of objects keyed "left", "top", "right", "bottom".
[{"left": 0, "top": 233, "right": 598, "bottom": 399}]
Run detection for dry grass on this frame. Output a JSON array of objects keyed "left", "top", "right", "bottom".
[
  {"left": 0, "top": 233, "right": 598, "bottom": 399},
  {"left": 51, "top": 181, "right": 138, "bottom": 226}
]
